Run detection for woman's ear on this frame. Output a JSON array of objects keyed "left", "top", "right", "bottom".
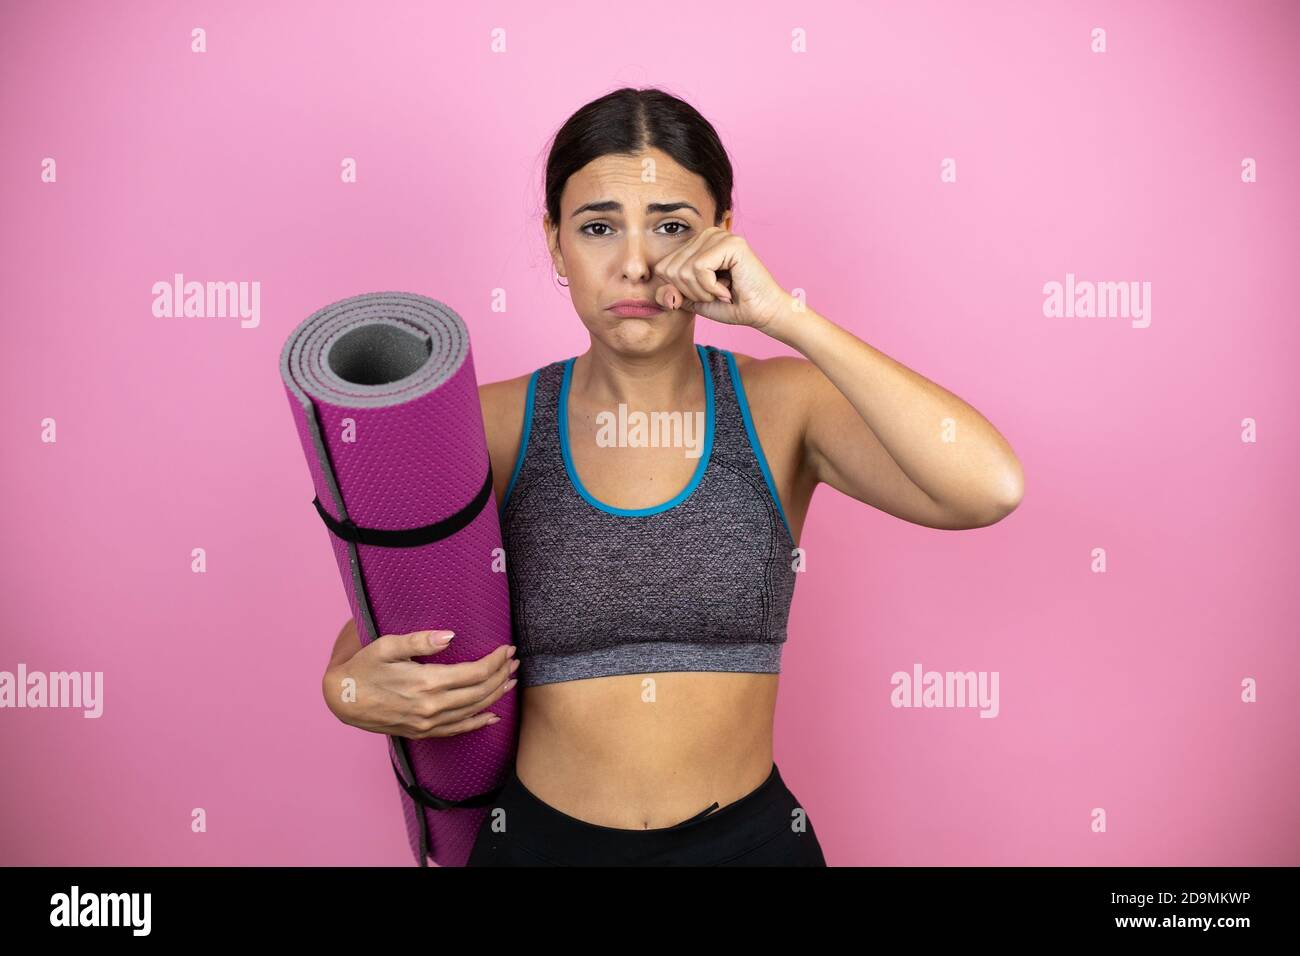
[{"left": 543, "top": 215, "right": 566, "bottom": 278}]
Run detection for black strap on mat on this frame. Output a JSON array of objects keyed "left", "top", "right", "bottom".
[
  {"left": 389, "top": 734, "right": 507, "bottom": 869},
  {"left": 390, "top": 744, "right": 507, "bottom": 810},
  {"left": 312, "top": 467, "right": 493, "bottom": 547}
]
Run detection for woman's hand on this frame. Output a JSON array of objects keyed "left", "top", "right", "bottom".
[
  {"left": 652, "top": 226, "right": 792, "bottom": 332},
  {"left": 322, "top": 618, "right": 518, "bottom": 739}
]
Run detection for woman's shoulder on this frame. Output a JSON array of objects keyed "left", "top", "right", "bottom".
[
  {"left": 479, "top": 371, "right": 538, "bottom": 503},
  {"left": 477, "top": 351, "right": 570, "bottom": 433},
  {"left": 717, "top": 348, "right": 816, "bottom": 404},
  {"left": 479, "top": 369, "right": 533, "bottom": 410},
  {"left": 479, "top": 370, "right": 534, "bottom": 440}
]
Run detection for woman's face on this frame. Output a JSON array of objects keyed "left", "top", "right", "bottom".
[{"left": 546, "top": 147, "right": 731, "bottom": 354}]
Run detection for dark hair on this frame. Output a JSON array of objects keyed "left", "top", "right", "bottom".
[{"left": 544, "top": 87, "right": 734, "bottom": 229}]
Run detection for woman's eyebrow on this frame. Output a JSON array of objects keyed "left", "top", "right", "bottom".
[{"left": 570, "top": 200, "right": 701, "bottom": 218}]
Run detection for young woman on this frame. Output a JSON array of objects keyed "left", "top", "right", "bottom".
[{"left": 321, "top": 87, "right": 1024, "bottom": 866}]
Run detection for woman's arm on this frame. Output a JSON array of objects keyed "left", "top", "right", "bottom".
[
  {"left": 327, "top": 617, "right": 362, "bottom": 671},
  {"left": 322, "top": 617, "right": 362, "bottom": 718},
  {"left": 646, "top": 225, "right": 1024, "bottom": 531},
  {"left": 763, "top": 303, "right": 1024, "bottom": 530},
  {"left": 321, "top": 615, "right": 516, "bottom": 736}
]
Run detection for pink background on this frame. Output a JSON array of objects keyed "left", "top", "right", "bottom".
[{"left": 2, "top": 0, "right": 1297, "bottom": 866}]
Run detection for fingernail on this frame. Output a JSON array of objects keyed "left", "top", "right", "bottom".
[
  {"left": 504, "top": 678, "right": 518, "bottom": 691},
  {"left": 505, "top": 645, "right": 516, "bottom": 658},
  {"left": 486, "top": 715, "right": 501, "bottom": 724},
  {"left": 433, "top": 630, "right": 454, "bottom": 644}
]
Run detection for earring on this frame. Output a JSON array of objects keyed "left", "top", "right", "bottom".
[{"left": 555, "top": 272, "right": 569, "bottom": 287}]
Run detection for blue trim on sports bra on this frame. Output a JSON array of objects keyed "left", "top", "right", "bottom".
[
  {"left": 558, "top": 342, "right": 715, "bottom": 517},
  {"left": 722, "top": 349, "right": 794, "bottom": 541},
  {"left": 499, "top": 368, "right": 540, "bottom": 515}
]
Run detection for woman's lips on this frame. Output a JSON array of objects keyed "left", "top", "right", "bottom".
[{"left": 608, "top": 303, "right": 664, "bottom": 317}]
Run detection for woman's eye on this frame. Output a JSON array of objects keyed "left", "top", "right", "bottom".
[{"left": 581, "top": 221, "right": 689, "bottom": 237}]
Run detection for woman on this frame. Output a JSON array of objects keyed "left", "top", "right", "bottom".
[{"left": 321, "top": 87, "right": 1025, "bottom": 866}]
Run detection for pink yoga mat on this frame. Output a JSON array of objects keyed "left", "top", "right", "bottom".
[{"left": 279, "top": 291, "right": 518, "bottom": 867}]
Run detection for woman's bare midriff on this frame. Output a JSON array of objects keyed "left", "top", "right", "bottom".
[{"left": 514, "top": 671, "right": 779, "bottom": 830}]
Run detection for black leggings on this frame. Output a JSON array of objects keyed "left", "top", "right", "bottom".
[{"left": 465, "top": 760, "right": 827, "bottom": 866}]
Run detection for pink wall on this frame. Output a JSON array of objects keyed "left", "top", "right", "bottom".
[{"left": 1, "top": 0, "right": 1296, "bottom": 866}]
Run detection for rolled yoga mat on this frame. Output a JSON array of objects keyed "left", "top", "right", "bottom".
[{"left": 279, "top": 291, "right": 517, "bottom": 867}]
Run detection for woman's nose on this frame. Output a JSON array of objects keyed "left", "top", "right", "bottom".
[{"left": 621, "top": 235, "right": 654, "bottom": 280}]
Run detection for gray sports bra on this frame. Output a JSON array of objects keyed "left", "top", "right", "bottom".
[{"left": 498, "top": 343, "right": 798, "bottom": 688}]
